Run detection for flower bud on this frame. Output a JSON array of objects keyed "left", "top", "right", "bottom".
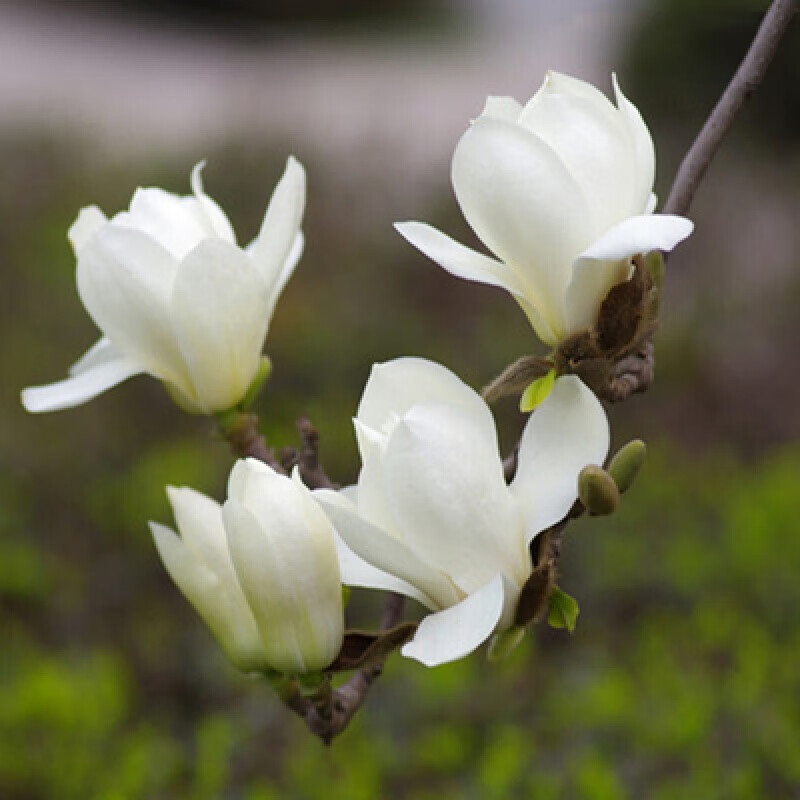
[
  {"left": 578, "top": 465, "right": 620, "bottom": 516},
  {"left": 608, "top": 439, "right": 647, "bottom": 494},
  {"left": 151, "top": 459, "right": 344, "bottom": 676}
]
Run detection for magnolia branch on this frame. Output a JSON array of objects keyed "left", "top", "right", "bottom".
[{"left": 663, "top": 0, "right": 797, "bottom": 216}]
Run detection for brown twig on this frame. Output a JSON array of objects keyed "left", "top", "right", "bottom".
[
  {"left": 219, "top": 412, "right": 286, "bottom": 474},
  {"left": 663, "top": 0, "right": 797, "bottom": 216}
]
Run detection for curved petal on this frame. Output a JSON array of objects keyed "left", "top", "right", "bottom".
[
  {"left": 452, "top": 116, "right": 592, "bottom": 338},
  {"left": 613, "top": 75, "right": 656, "bottom": 215},
  {"left": 356, "top": 357, "right": 495, "bottom": 444},
  {"left": 395, "top": 221, "right": 525, "bottom": 296},
  {"left": 223, "top": 496, "right": 343, "bottom": 674},
  {"left": 383, "top": 404, "right": 528, "bottom": 593},
  {"left": 265, "top": 231, "right": 304, "bottom": 319},
  {"left": 249, "top": 156, "right": 306, "bottom": 287},
  {"left": 565, "top": 214, "right": 694, "bottom": 334},
  {"left": 480, "top": 95, "right": 523, "bottom": 123},
  {"left": 511, "top": 376, "right": 609, "bottom": 545},
  {"left": 519, "top": 72, "right": 637, "bottom": 233},
  {"left": 75, "top": 224, "right": 190, "bottom": 392},
  {"left": 150, "top": 521, "right": 265, "bottom": 672},
  {"left": 170, "top": 239, "right": 270, "bottom": 413},
  {"left": 113, "top": 187, "right": 208, "bottom": 261},
  {"left": 189, "top": 161, "right": 237, "bottom": 243},
  {"left": 401, "top": 574, "right": 507, "bottom": 667},
  {"left": 69, "top": 337, "right": 120, "bottom": 376},
  {"left": 315, "top": 489, "right": 459, "bottom": 610},
  {"left": 166, "top": 486, "right": 233, "bottom": 581},
  {"left": 21, "top": 356, "right": 141, "bottom": 413},
  {"left": 68, "top": 205, "right": 107, "bottom": 255}
]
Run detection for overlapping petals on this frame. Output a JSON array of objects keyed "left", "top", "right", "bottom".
[
  {"left": 396, "top": 71, "right": 693, "bottom": 345},
  {"left": 316, "top": 357, "right": 609, "bottom": 667},
  {"left": 22, "top": 157, "right": 306, "bottom": 415}
]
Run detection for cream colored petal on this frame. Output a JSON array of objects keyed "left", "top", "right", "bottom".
[
  {"left": 150, "top": 521, "right": 266, "bottom": 672},
  {"left": 21, "top": 356, "right": 141, "bottom": 413},
  {"left": 170, "top": 239, "right": 270, "bottom": 413},
  {"left": 511, "top": 376, "right": 609, "bottom": 545},
  {"left": 401, "top": 574, "right": 508, "bottom": 667},
  {"left": 75, "top": 223, "right": 190, "bottom": 393},
  {"left": 249, "top": 156, "right": 306, "bottom": 287},
  {"left": 315, "top": 488, "right": 459, "bottom": 610},
  {"left": 519, "top": 73, "right": 637, "bottom": 234},
  {"left": 452, "top": 116, "right": 592, "bottom": 338},
  {"left": 382, "top": 404, "right": 528, "bottom": 593},
  {"left": 613, "top": 75, "right": 656, "bottom": 216},
  {"left": 187, "top": 161, "right": 237, "bottom": 243},
  {"left": 68, "top": 205, "right": 107, "bottom": 255}
]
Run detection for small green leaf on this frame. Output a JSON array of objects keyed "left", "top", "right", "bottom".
[
  {"left": 487, "top": 627, "right": 526, "bottom": 662},
  {"left": 547, "top": 587, "right": 579, "bottom": 633},
  {"left": 520, "top": 368, "right": 556, "bottom": 412}
]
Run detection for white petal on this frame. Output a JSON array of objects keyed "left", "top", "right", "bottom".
[
  {"left": 315, "top": 489, "right": 458, "bottom": 610},
  {"left": 150, "top": 521, "right": 265, "bottom": 671},
  {"left": 613, "top": 75, "right": 656, "bottom": 216},
  {"left": 265, "top": 231, "right": 304, "bottom": 319},
  {"left": 249, "top": 156, "right": 306, "bottom": 287},
  {"left": 565, "top": 214, "right": 694, "bottom": 334},
  {"left": 519, "top": 72, "right": 637, "bottom": 233},
  {"left": 21, "top": 356, "right": 141, "bottom": 413},
  {"left": 511, "top": 376, "right": 609, "bottom": 545},
  {"left": 166, "top": 486, "right": 232, "bottom": 579},
  {"left": 480, "top": 95, "right": 523, "bottom": 123},
  {"left": 188, "top": 161, "right": 237, "bottom": 243},
  {"left": 68, "top": 206, "right": 107, "bottom": 254},
  {"left": 170, "top": 239, "right": 270, "bottom": 413},
  {"left": 223, "top": 473, "right": 343, "bottom": 674},
  {"left": 75, "top": 224, "right": 190, "bottom": 392},
  {"left": 113, "top": 187, "right": 208, "bottom": 261},
  {"left": 351, "top": 420, "right": 396, "bottom": 534},
  {"left": 395, "top": 221, "right": 526, "bottom": 296},
  {"left": 383, "top": 404, "right": 528, "bottom": 593},
  {"left": 356, "top": 357, "right": 495, "bottom": 441},
  {"left": 395, "top": 222, "right": 559, "bottom": 345},
  {"left": 452, "top": 116, "right": 592, "bottom": 339},
  {"left": 69, "top": 337, "right": 121, "bottom": 376},
  {"left": 401, "top": 574, "right": 507, "bottom": 667}
]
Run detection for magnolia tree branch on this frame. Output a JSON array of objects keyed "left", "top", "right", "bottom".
[{"left": 663, "top": 0, "right": 797, "bottom": 216}]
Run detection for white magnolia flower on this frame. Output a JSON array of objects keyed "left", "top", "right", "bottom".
[
  {"left": 315, "top": 357, "right": 609, "bottom": 667},
  {"left": 22, "top": 158, "right": 306, "bottom": 415},
  {"left": 396, "top": 72, "right": 694, "bottom": 346},
  {"left": 151, "top": 459, "right": 345, "bottom": 675}
]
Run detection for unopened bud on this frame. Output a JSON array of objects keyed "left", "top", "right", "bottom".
[
  {"left": 578, "top": 465, "right": 620, "bottom": 515},
  {"left": 608, "top": 439, "right": 647, "bottom": 494}
]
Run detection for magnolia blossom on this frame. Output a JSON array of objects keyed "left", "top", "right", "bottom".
[
  {"left": 151, "top": 460, "right": 344, "bottom": 675},
  {"left": 22, "top": 158, "right": 306, "bottom": 415},
  {"left": 396, "top": 71, "right": 694, "bottom": 346},
  {"left": 315, "top": 357, "right": 609, "bottom": 667}
]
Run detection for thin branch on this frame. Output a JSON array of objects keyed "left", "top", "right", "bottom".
[
  {"left": 219, "top": 412, "right": 286, "bottom": 474},
  {"left": 663, "top": 0, "right": 797, "bottom": 216}
]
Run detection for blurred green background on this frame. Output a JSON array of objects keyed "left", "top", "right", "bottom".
[{"left": 1, "top": 0, "right": 799, "bottom": 797}]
